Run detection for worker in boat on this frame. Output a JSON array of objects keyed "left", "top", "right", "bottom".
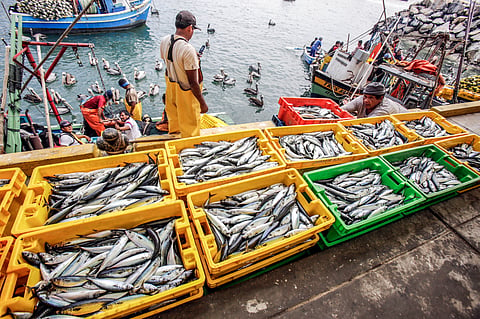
[
  {"left": 327, "top": 41, "right": 342, "bottom": 56},
  {"left": 118, "top": 78, "right": 142, "bottom": 121},
  {"left": 341, "top": 82, "right": 407, "bottom": 118},
  {"left": 310, "top": 37, "right": 323, "bottom": 57},
  {"left": 310, "top": 37, "right": 318, "bottom": 47},
  {"left": 159, "top": 10, "right": 208, "bottom": 137},
  {"left": 115, "top": 110, "right": 142, "bottom": 141},
  {"left": 80, "top": 90, "right": 113, "bottom": 137},
  {"left": 95, "top": 127, "right": 134, "bottom": 156},
  {"left": 58, "top": 120, "right": 91, "bottom": 146}
]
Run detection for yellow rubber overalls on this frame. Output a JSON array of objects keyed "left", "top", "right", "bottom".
[{"left": 165, "top": 35, "right": 202, "bottom": 138}]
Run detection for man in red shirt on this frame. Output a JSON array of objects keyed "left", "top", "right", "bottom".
[{"left": 80, "top": 90, "right": 113, "bottom": 137}]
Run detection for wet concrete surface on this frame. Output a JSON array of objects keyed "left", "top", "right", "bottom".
[{"left": 158, "top": 189, "right": 480, "bottom": 319}]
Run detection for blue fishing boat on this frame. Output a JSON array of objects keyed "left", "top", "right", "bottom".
[
  {"left": 302, "top": 45, "right": 324, "bottom": 65},
  {"left": 10, "top": 0, "right": 151, "bottom": 33}
]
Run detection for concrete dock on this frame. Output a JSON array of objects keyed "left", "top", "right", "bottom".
[{"left": 159, "top": 113, "right": 480, "bottom": 319}]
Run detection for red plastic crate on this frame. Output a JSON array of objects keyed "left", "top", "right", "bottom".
[{"left": 277, "top": 97, "right": 354, "bottom": 126}]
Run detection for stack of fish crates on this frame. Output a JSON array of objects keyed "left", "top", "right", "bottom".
[
  {"left": 303, "top": 157, "right": 427, "bottom": 247},
  {"left": 277, "top": 97, "right": 354, "bottom": 126},
  {"left": 0, "top": 168, "right": 27, "bottom": 237},
  {"left": 381, "top": 145, "right": 480, "bottom": 206},
  {"left": 11, "top": 149, "right": 175, "bottom": 236},
  {"left": 264, "top": 123, "right": 370, "bottom": 170},
  {"left": 164, "top": 129, "right": 286, "bottom": 199},
  {"left": 1, "top": 201, "right": 205, "bottom": 318},
  {"left": 187, "top": 169, "right": 335, "bottom": 288},
  {"left": 390, "top": 111, "right": 467, "bottom": 144},
  {"left": 338, "top": 115, "right": 425, "bottom": 156}
]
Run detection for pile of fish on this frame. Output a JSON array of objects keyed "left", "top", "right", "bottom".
[
  {"left": 277, "top": 131, "right": 351, "bottom": 161},
  {"left": 403, "top": 116, "right": 451, "bottom": 138},
  {"left": 346, "top": 119, "right": 410, "bottom": 150},
  {"left": 295, "top": 105, "right": 341, "bottom": 120},
  {"left": 177, "top": 136, "right": 278, "bottom": 185},
  {"left": 392, "top": 156, "right": 461, "bottom": 194},
  {"left": 312, "top": 169, "right": 406, "bottom": 225},
  {"left": 447, "top": 143, "right": 480, "bottom": 170},
  {"left": 44, "top": 158, "right": 169, "bottom": 225},
  {"left": 19, "top": 218, "right": 195, "bottom": 318},
  {"left": 200, "top": 183, "right": 319, "bottom": 262},
  {"left": 14, "top": 0, "right": 73, "bottom": 20},
  {"left": 0, "top": 179, "right": 11, "bottom": 187}
]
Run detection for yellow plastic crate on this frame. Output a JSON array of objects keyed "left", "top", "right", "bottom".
[
  {"left": 264, "top": 123, "right": 370, "bottom": 170},
  {"left": 200, "top": 114, "right": 228, "bottom": 129},
  {"left": 435, "top": 134, "right": 480, "bottom": 176},
  {"left": 195, "top": 234, "right": 318, "bottom": 288},
  {"left": 3, "top": 201, "right": 205, "bottom": 318},
  {"left": 165, "top": 129, "right": 286, "bottom": 198},
  {"left": 0, "top": 236, "right": 14, "bottom": 317},
  {"left": 12, "top": 149, "right": 175, "bottom": 236},
  {"left": 186, "top": 169, "right": 334, "bottom": 285},
  {"left": 338, "top": 115, "right": 425, "bottom": 156},
  {"left": 0, "top": 169, "right": 27, "bottom": 237},
  {"left": 390, "top": 111, "right": 467, "bottom": 143}
]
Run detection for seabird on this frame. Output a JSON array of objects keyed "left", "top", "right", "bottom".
[
  {"left": 244, "top": 83, "right": 259, "bottom": 95},
  {"left": 249, "top": 95, "right": 264, "bottom": 107}
]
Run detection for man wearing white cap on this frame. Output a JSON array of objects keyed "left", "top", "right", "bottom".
[
  {"left": 159, "top": 10, "right": 208, "bottom": 137},
  {"left": 341, "top": 82, "right": 407, "bottom": 118}
]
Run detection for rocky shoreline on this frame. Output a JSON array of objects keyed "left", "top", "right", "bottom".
[{"left": 378, "top": 0, "right": 479, "bottom": 65}]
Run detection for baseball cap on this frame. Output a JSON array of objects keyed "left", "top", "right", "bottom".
[
  {"left": 175, "top": 10, "right": 201, "bottom": 30},
  {"left": 118, "top": 78, "right": 129, "bottom": 88},
  {"left": 60, "top": 120, "right": 72, "bottom": 128},
  {"left": 105, "top": 90, "right": 114, "bottom": 100},
  {"left": 363, "top": 82, "right": 386, "bottom": 96}
]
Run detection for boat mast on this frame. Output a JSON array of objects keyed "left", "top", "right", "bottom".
[{"left": 452, "top": 0, "right": 475, "bottom": 104}]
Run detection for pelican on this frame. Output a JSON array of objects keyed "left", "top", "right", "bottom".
[
  {"left": 62, "top": 72, "right": 76, "bottom": 86},
  {"left": 24, "top": 87, "right": 42, "bottom": 104},
  {"left": 223, "top": 77, "right": 236, "bottom": 86},
  {"left": 249, "top": 95, "right": 264, "bottom": 106},
  {"left": 88, "top": 52, "right": 98, "bottom": 66},
  {"left": 102, "top": 58, "right": 110, "bottom": 70},
  {"left": 50, "top": 89, "right": 61, "bottom": 104},
  {"left": 45, "top": 72, "right": 57, "bottom": 83},
  {"left": 249, "top": 62, "right": 261, "bottom": 74},
  {"left": 87, "top": 88, "right": 95, "bottom": 97},
  {"left": 155, "top": 59, "right": 163, "bottom": 71},
  {"left": 207, "top": 24, "right": 215, "bottom": 34},
  {"left": 134, "top": 67, "right": 146, "bottom": 81},
  {"left": 77, "top": 93, "right": 90, "bottom": 102},
  {"left": 246, "top": 73, "right": 254, "bottom": 84},
  {"left": 213, "top": 68, "right": 227, "bottom": 82},
  {"left": 250, "top": 70, "right": 261, "bottom": 79},
  {"left": 91, "top": 81, "right": 104, "bottom": 94},
  {"left": 268, "top": 19, "right": 276, "bottom": 26},
  {"left": 106, "top": 66, "right": 121, "bottom": 76},
  {"left": 148, "top": 83, "right": 160, "bottom": 96},
  {"left": 244, "top": 83, "right": 259, "bottom": 95},
  {"left": 205, "top": 39, "right": 210, "bottom": 48},
  {"left": 137, "top": 90, "right": 148, "bottom": 100},
  {"left": 111, "top": 87, "right": 121, "bottom": 103}
]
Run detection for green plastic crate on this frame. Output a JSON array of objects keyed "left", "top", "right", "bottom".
[
  {"left": 303, "top": 156, "right": 426, "bottom": 245},
  {"left": 381, "top": 145, "right": 480, "bottom": 202}
]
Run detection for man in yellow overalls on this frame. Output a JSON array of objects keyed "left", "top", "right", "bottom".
[
  {"left": 159, "top": 10, "right": 208, "bottom": 137},
  {"left": 118, "top": 78, "right": 142, "bottom": 121}
]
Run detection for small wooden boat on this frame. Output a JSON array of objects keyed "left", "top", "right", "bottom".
[
  {"left": 302, "top": 45, "right": 323, "bottom": 65},
  {"left": 10, "top": 0, "right": 151, "bottom": 34}
]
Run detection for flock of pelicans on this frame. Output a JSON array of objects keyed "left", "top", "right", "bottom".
[{"left": 24, "top": 23, "right": 267, "bottom": 112}]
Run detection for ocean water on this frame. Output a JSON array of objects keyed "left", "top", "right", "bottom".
[{"left": 0, "top": 0, "right": 410, "bottom": 126}]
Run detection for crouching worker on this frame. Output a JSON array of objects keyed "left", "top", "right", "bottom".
[
  {"left": 115, "top": 110, "right": 142, "bottom": 141},
  {"left": 95, "top": 128, "right": 134, "bottom": 156}
]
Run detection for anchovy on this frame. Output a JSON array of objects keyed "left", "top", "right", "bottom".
[
  {"left": 345, "top": 119, "right": 413, "bottom": 150},
  {"left": 447, "top": 142, "right": 480, "bottom": 171},
  {"left": 403, "top": 116, "right": 450, "bottom": 138},
  {"left": 294, "top": 105, "right": 341, "bottom": 120}
]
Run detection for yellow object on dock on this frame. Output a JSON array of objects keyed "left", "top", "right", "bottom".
[{"left": 200, "top": 114, "right": 228, "bottom": 129}]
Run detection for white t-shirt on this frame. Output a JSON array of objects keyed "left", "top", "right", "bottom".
[
  {"left": 159, "top": 34, "right": 199, "bottom": 90},
  {"left": 124, "top": 117, "right": 142, "bottom": 140},
  {"left": 59, "top": 133, "right": 81, "bottom": 146}
]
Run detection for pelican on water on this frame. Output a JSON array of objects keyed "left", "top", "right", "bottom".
[
  {"left": 249, "top": 95, "right": 264, "bottom": 107},
  {"left": 134, "top": 67, "right": 146, "bottom": 81}
]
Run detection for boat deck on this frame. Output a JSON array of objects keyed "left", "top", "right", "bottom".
[{"left": 153, "top": 111, "right": 480, "bottom": 319}]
